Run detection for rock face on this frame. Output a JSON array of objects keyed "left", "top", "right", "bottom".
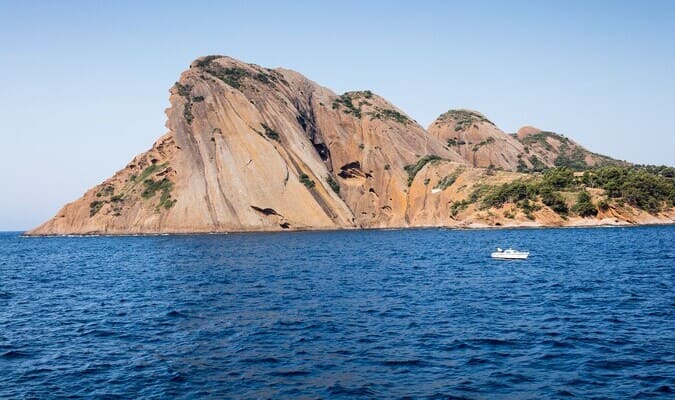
[
  {"left": 27, "top": 56, "right": 673, "bottom": 235},
  {"left": 513, "top": 126, "right": 624, "bottom": 171},
  {"left": 429, "top": 110, "right": 527, "bottom": 171},
  {"left": 429, "top": 111, "right": 624, "bottom": 172}
]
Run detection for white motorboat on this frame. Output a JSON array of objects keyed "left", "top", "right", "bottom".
[{"left": 491, "top": 247, "right": 529, "bottom": 260}]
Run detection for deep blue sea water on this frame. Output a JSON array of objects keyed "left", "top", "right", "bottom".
[{"left": 1, "top": 226, "right": 674, "bottom": 399}]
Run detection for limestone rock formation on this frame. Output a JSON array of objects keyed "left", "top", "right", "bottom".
[
  {"left": 27, "top": 56, "right": 673, "bottom": 235},
  {"left": 514, "top": 125, "right": 624, "bottom": 171},
  {"left": 428, "top": 110, "right": 527, "bottom": 171},
  {"left": 429, "top": 111, "right": 624, "bottom": 173}
]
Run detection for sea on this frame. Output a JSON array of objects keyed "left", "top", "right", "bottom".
[{"left": 1, "top": 226, "right": 673, "bottom": 399}]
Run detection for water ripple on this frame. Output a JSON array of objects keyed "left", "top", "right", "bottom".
[{"left": 1, "top": 226, "right": 674, "bottom": 398}]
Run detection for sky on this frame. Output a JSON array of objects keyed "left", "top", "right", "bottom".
[{"left": 1, "top": 0, "right": 674, "bottom": 231}]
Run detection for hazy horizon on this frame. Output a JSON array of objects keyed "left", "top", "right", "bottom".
[{"left": 1, "top": 0, "right": 674, "bottom": 231}]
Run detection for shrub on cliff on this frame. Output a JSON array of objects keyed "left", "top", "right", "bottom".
[
  {"left": 572, "top": 190, "right": 597, "bottom": 217},
  {"left": 404, "top": 155, "right": 442, "bottom": 186},
  {"left": 540, "top": 187, "right": 569, "bottom": 215},
  {"left": 299, "top": 173, "right": 315, "bottom": 189}
]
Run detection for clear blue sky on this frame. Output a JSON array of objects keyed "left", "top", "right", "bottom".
[{"left": 1, "top": 0, "right": 674, "bottom": 231}]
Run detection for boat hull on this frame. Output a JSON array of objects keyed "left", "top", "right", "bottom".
[{"left": 491, "top": 253, "right": 529, "bottom": 260}]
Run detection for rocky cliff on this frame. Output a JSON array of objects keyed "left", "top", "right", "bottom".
[
  {"left": 428, "top": 111, "right": 624, "bottom": 172},
  {"left": 27, "top": 56, "right": 675, "bottom": 235}
]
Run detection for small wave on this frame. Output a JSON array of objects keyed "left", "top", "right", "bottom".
[
  {"left": 586, "top": 359, "right": 639, "bottom": 370},
  {"left": 1, "top": 350, "right": 30, "bottom": 359},
  {"left": 166, "top": 310, "right": 186, "bottom": 317},
  {"left": 327, "top": 383, "right": 376, "bottom": 396},
  {"left": 241, "top": 356, "right": 280, "bottom": 364},
  {"left": 442, "top": 341, "right": 476, "bottom": 351},
  {"left": 81, "top": 329, "right": 116, "bottom": 337},
  {"left": 328, "top": 349, "right": 353, "bottom": 356},
  {"left": 170, "top": 374, "right": 187, "bottom": 382},
  {"left": 466, "top": 356, "right": 490, "bottom": 365},
  {"left": 275, "top": 319, "right": 304, "bottom": 326},
  {"left": 269, "top": 369, "right": 310, "bottom": 377},
  {"left": 538, "top": 353, "right": 565, "bottom": 361},
  {"left": 381, "top": 359, "right": 426, "bottom": 367},
  {"left": 469, "top": 338, "right": 517, "bottom": 346},
  {"left": 543, "top": 339, "right": 575, "bottom": 349}
]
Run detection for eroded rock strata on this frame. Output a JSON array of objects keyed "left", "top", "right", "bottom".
[{"left": 27, "top": 56, "right": 675, "bottom": 235}]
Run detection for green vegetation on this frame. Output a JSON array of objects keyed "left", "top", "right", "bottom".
[
  {"left": 472, "top": 136, "right": 496, "bottom": 151},
  {"left": 96, "top": 185, "right": 114, "bottom": 197},
  {"left": 516, "top": 155, "right": 529, "bottom": 173},
  {"left": 141, "top": 177, "right": 171, "bottom": 199},
  {"left": 465, "top": 165, "right": 675, "bottom": 217},
  {"left": 516, "top": 132, "right": 621, "bottom": 172},
  {"left": 137, "top": 163, "right": 164, "bottom": 184},
  {"left": 196, "top": 57, "right": 276, "bottom": 89},
  {"left": 542, "top": 167, "right": 575, "bottom": 190},
  {"left": 517, "top": 199, "right": 540, "bottom": 220},
  {"left": 254, "top": 73, "right": 271, "bottom": 85},
  {"left": 299, "top": 173, "right": 315, "bottom": 189},
  {"left": 471, "top": 138, "right": 495, "bottom": 152},
  {"left": 211, "top": 66, "right": 248, "bottom": 89},
  {"left": 174, "top": 82, "right": 192, "bottom": 97},
  {"left": 326, "top": 175, "right": 340, "bottom": 194},
  {"left": 194, "top": 55, "right": 223, "bottom": 68},
  {"left": 434, "top": 169, "right": 463, "bottom": 191},
  {"left": 332, "top": 91, "right": 410, "bottom": 124},
  {"left": 384, "top": 164, "right": 391, "bottom": 170},
  {"left": 520, "top": 131, "right": 557, "bottom": 151},
  {"left": 480, "top": 180, "right": 533, "bottom": 209},
  {"left": 572, "top": 190, "right": 597, "bottom": 217},
  {"left": 192, "top": 96, "right": 204, "bottom": 102},
  {"left": 447, "top": 138, "right": 466, "bottom": 147},
  {"left": 331, "top": 91, "right": 377, "bottom": 119},
  {"left": 553, "top": 140, "right": 589, "bottom": 170},
  {"left": 261, "top": 123, "right": 280, "bottom": 142},
  {"left": 472, "top": 177, "right": 570, "bottom": 216},
  {"left": 89, "top": 201, "right": 104, "bottom": 217},
  {"left": 368, "top": 107, "right": 410, "bottom": 124},
  {"left": 173, "top": 82, "right": 195, "bottom": 124},
  {"left": 469, "top": 184, "right": 491, "bottom": 203},
  {"left": 332, "top": 92, "right": 363, "bottom": 118},
  {"left": 540, "top": 187, "right": 569, "bottom": 215},
  {"left": 582, "top": 166, "right": 675, "bottom": 213},
  {"left": 89, "top": 162, "right": 178, "bottom": 217},
  {"left": 450, "top": 200, "right": 470, "bottom": 217},
  {"left": 404, "top": 155, "right": 442, "bottom": 186},
  {"left": 183, "top": 102, "right": 193, "bottom": 124},
  {"left": 439, "top": 110, "right": 494, "bottom": 131},
  {"left": 91, "top": 184, "right": 122, "bottom": 217},
  {"left": 136, "top": 163, "right": 177, "bottom": 210},
  {"left": 142, "top": 177, "right": 176, "bottom": 210},
  {"left": 528, "top": 155, "right": 547, "bottom": 172},
  {"left": 159, "top": 189, "right": 177, "bottom": 210},
  {"left": 475, "top": 169, "right": 575, "bottom": 215}
]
